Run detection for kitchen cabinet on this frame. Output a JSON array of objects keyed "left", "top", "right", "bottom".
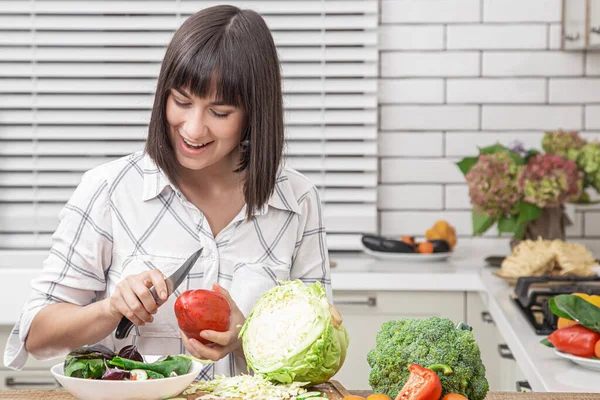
[
  {"left": 0, "top": 326, "right": 60, "bottom": 390},
  {"left": 332, "top": 290, "right": 466, "bottom": 391},
  {"left": 562, "top": 0, "right": 600, "bottom": 50},
  {"left": 468, "top": 293, "right": 528, "bottom": 392}
]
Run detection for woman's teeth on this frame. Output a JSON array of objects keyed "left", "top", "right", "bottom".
[{"left": 183, "top": 137, "right": 209, "bottom": 149}]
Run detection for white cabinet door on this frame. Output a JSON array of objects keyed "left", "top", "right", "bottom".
[
  {"left": 467, "top": 292, "right": 530, "bottom": 392},
  {"left": 466, "top": 292, "right": 504, "bottom": 392},
  {"left": 332, "top": 291, "right": 465, "bottom": 391}
]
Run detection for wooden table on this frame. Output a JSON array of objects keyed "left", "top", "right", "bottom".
[{"left": 1, "top": 391, "right": 599, "bottom": 399}]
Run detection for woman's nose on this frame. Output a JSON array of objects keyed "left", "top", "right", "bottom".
[{"left": 182, "top": 110, "right": 206, "bottom": 138}]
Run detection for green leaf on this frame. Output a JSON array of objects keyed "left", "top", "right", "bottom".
[
  {"left": 456, "top": 157, "right": 478, "bottom": 175},
  {"left": 478, "top": 143, "right": 509, "bottom": 155},
  {"left": 517, "top": 201, "right": 542, "bottom": 225},
  {"left": 552, "top": 295, "right": 600, "bottom": 333},
  {"left": 472, "top": 211, "right": 495, "bottom": 236},
  {"left": 540, "top": 338, "right": 554, "bottom": 348},
  {"left": 548, "top": 298, "right": 573, "bottom": 319},
  {"left": 497, "top": 215, "right": 518, "bottom": 234},
  {"left": 513, "top": 222, "right": 527, "bottom": 240}
]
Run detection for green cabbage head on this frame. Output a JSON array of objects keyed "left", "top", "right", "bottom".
[{"left": 239, "top": 280, "right": 349, "bottom": 385}]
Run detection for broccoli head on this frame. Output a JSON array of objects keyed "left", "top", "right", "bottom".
[{"left": 367, "top": 317, "right": 489, "bottom": 400}]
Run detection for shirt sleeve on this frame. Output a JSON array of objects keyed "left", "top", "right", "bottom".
[
  {"left": 290, "top": 186, "right": 332, "bottom": 302},
  {"left": 4, "top": 169, "right": 113, "bottom": 370}
]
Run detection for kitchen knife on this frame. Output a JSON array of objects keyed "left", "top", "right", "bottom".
[{"left": 115, "top": 248, "right": 203, "bottom": 340}]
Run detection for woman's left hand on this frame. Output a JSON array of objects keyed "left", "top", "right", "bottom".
[{"left": 180, "top": 283, "right": 245, "bottom": 361}]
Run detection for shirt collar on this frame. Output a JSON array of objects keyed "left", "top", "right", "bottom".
[{"left": 142, "top": 153, "right": 301, "bottom": 215}]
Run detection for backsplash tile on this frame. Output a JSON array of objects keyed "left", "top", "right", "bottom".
[{"left": 378, "top": 0, "right": 597, "bottom": 248}]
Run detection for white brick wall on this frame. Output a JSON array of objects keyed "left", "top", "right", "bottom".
[{"left": 378, "top": 0, "right": 600, "bottom": 248}]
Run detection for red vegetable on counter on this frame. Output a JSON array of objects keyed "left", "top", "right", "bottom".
[
  {"left": 547, "top": 324, "right": 600, "bottom": 358},
  {"left": 395, "top": 364, "right": 443, "bottom": 400}
]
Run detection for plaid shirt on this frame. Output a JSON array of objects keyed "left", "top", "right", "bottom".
[{"left": 4, "top": 151, "right": 331, "bottom": 380}]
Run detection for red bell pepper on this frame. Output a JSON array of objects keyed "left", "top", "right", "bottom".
[
  {"left": 547, "top": 324, "right": 600, "bottom": 358},
  {"left": 395, "top": 364, "right": 444, "bottom": 400}
]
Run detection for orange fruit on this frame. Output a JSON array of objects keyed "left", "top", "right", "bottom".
[
  {"left": 343, "top": 397, "right": 366, "bottom": 400},
  {"left": 367, "top": 395, "right": 393, "bottom": 400},
  {"left": 418, "top": 241, "right": 434, "bottom": 254},
  {"left": 595, "top": 339, "right": 600, "bottom": 359},
  {"left": 442, "top": 394, "right": 469, "bottom": 400}
]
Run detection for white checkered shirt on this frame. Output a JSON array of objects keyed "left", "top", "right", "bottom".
[{"left": 4, "top": 151, "right": 332, "bottom": 380}]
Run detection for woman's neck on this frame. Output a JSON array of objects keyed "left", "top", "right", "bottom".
[{"left": 176, "top": 150, "right": 244, "bottom": 197}]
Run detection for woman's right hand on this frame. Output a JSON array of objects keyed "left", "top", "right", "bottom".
[{"left": 106, "top": 270, "right": 169, "bottom": 326}]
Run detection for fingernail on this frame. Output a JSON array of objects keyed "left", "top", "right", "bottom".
[{"left": 161, "top": 291, "right": 167, "bottom": 299}]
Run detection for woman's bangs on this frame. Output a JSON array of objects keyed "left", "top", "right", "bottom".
[{"left": 168, "top": 44, "right": 246, "bottom": 108}]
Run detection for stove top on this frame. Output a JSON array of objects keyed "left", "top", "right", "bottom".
[{"left": 512, "top": 275, "right": 600, "bottom": 335}]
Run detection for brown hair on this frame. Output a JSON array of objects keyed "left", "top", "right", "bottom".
[{"left": 146, "top": 5, "right": 284, "bottom": 219}]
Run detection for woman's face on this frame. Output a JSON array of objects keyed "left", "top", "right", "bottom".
[{"left": 166, "top": 87, "right": 246, "bottom": 172}]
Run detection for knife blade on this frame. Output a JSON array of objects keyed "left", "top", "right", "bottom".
[{"left": 115, "top": 248, "right": 203, "bottom": 340}]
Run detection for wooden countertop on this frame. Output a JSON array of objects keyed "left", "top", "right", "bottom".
[{"left": 1, "top": 391, "right": 599, "bottom": 399}]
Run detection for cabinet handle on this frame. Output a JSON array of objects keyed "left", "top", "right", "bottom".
[
  {"left": 565, "top": 32, "right": 581, "bottom": 41},
  {"left": 498, "top": 344, "right": 515, "bottom": 360},
  {"left": 481, "top": 311, "right": 494, "bottom": 325},
  {"left": 335, "top": 297, "right": 377, "bottom": 307},
  {"left": 5, "top": 377, "right": 59, "bottom": 387},
  {"left": 516, "top": 380, "right": 532, "bottom": 392}
]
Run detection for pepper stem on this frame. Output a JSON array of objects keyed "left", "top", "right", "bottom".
[{"left": 426, "top": 364, "right": 454, "bottom": 376}]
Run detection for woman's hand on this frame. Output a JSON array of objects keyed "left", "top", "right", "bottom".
[
  {"left": 106, "top": 270, "right": 168, "bottom": 326},
  {"left": 181, "top": 283, "right": 245, "bottom": 361}
]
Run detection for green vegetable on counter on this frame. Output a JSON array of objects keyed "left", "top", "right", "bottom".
[{"left": 367, "top": 316, "right": 489, "bottom": 400}]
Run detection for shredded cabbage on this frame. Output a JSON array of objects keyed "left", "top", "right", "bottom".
[{"left": 183, "top": 374, "right": 308, "bottom": 400}]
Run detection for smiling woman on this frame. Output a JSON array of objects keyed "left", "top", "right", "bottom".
[{"left": 5, "top": 4, "right": 332, "bottom": 384}]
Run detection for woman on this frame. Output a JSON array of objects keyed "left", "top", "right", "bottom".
[{"left": 4, "top": 5, "right": 331, "bottom": 380}]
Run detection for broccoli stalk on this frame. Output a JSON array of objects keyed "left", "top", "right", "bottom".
[{"left": 367, "top": 317, "right": 489, "bottom": 400}]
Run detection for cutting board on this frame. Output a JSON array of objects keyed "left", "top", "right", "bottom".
[{"left": 0, "top": 380, "right": 351, "bottom": 400}]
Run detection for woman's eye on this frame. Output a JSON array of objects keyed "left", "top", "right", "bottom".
[
  {"left": 173, "top": 98, "right": 191, "bottom": 107},
  {"left": 210, "top": 109, "right": 229, "bottom": 119}
]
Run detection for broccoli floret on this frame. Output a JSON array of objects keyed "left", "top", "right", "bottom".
[{"left": 367, "top": 317, "right": 489, "bottom": 400}]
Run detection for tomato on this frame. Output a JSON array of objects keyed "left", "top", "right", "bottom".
[
  {"left": 395, "top": 364, "right": 442, "bottom": 400},
  {"left": 174, "top": 289, "right": 230, "bottom": 344},
  {"left": 442, "top": 395, "right": 468, "bottom": 400},
  {"left": 367, "top": 395, "right": 393, "bottom": 400}
]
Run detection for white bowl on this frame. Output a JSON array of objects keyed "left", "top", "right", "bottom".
[{"left": 51, "top": 355, "right": 204, "bottom": 400}]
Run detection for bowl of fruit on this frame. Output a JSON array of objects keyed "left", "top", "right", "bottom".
[{"left": 361, "top": 220, "right": 456, "bottom": 262}]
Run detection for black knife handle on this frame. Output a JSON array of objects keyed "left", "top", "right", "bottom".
[{"left": 115, "top": 317, "right": 135, "bottom": 340}]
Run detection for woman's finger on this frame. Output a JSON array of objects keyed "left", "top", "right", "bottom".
[
  {"left": 129, "top": 273, "right": 159, "bottom": 315},
  {"left": 113, "top": 291, "right": 146, "bottom": 326},
  {"left": 148, "top": 269, "right": 169, "bottom": 302},
  {"left": 181, "top": 331, "right": 226, "bottom": 362},
  {"left": 199, "top": 329, "right": 233, "bottom": 346},
  {"left": 121, "top": 279, "right": 154, "bottom": 323}
]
